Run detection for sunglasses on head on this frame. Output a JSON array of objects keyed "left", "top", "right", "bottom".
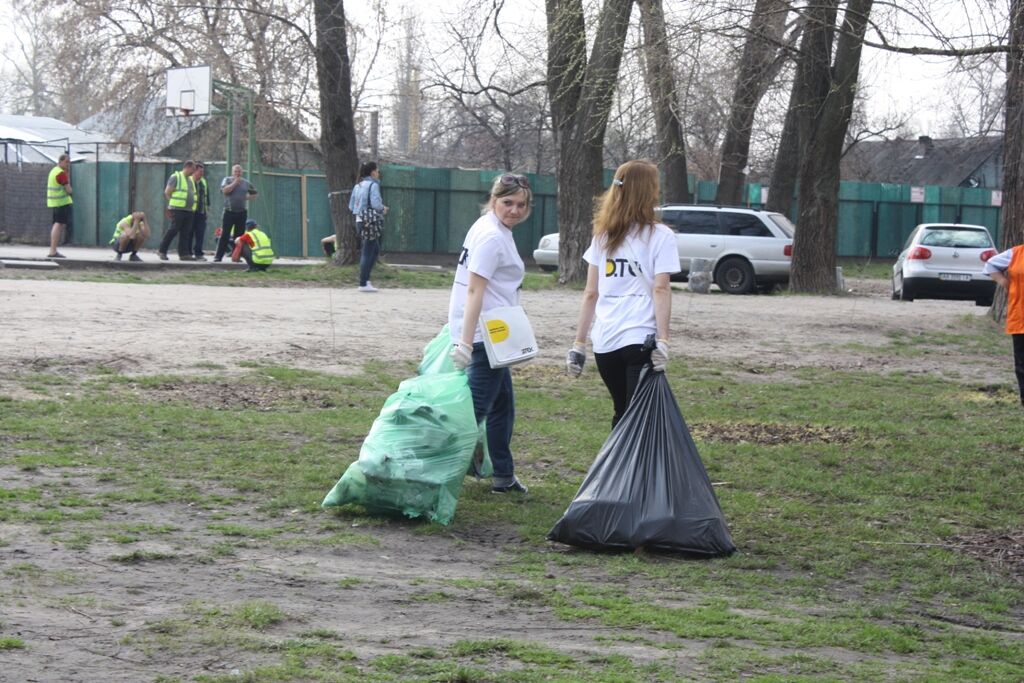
[{"left": 499, "top": 174, "right": 530, "bottom": 190}]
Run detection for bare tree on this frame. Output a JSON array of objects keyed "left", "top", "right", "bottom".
[
  {"left": 637, "top": 0, "right": 690, "bottom": 202},
  {"left": 994, "top": 0, "right": 1024, "bottom": 324},
  {"left": 715, "top": 0, "right": 792, "bottom": 205},
  {"left": 314, "top": 0, "right": 361, "bottom": 266},
  {"left": 547, "top": 0, "right": 635, "bottom": 283},
  {"left": 940, "top": 55, "right": 1007, "bottom": 137},
  {"left": 0, "top": 2, "right": 60, "bottom": 116},
  {"left": 789, "top": 0, "right": 873, "bottom": 293},
  {"left": 419, "top": 1, "right": 549, "bottom": 170}
]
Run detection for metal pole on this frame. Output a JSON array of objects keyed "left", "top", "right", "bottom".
[
  {"left": 128, "top": 143, "right": 136, "bottom": 214},
  {"left": 225, "top": 91, "right": 234, "bottom": 170},
  {"left": 246, "top": 91, "right": 255, "bottom": 174}
]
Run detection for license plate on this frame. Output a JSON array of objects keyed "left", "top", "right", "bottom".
[{"left": 938, "top": 273, "right": 971, "bottom": 282}]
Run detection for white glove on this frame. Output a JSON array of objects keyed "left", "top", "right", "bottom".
[
  {"left": 650, "top": 339, "right": 669, "bottom": 372},
  {"left": 451, "top": 341, "right": 473, "bottom": 370},
  {"left": 566, "top": 342, "right": 587, "bottom": 377}
]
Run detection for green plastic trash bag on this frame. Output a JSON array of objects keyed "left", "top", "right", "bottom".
[
  {"left": 418, "top": 325, "right": 493, "bottom": 478},
  {"left": 418, "top": 324, "right": 457, "bottom": 375},
  {"left": 321, "top": 372, "right": 479, "bottom": 525}
]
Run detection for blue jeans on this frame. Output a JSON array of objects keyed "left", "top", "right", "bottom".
[
  {"left": 466, "top": 342, "right": 515, "bottom": 479},
  {"left": 359, "top": 237, "right": 379, "bottom": 286},
  {"left": 191, "top": 212, "right": 207, "bottom": 257}
]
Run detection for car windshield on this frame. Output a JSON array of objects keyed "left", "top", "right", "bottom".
[
  {"left": 919, "top": 228, "right": 992, "bottom": 249},
  {"left": 767, "top": 213, "right": 796, "bottom": 238}
]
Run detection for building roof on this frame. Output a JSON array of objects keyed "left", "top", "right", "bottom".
[
  {"left": 79, "top": 97, "right": 212, "bottom": 157},
  {"left": 841, "top": 135, "right": 1003, "bottom": 188},
  {"left": 0, "top": 114, "right": 115, "bottom": 164}
]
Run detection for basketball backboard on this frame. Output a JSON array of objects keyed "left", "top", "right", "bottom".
[{"left": 165, "top": 65, "right": 212, "bottom": 116}]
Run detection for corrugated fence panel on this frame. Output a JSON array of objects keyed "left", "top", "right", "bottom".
[
  {"left": 836, "top": 182, "right": 877, "bottom": 257},
  {"left": 36, "top": 161, "right": 1009, "bottom": 260},
  {"left": 71, "top": 163, "right": 98, "bottom": 247},
  {"left": 380, "top": 164, "right": 418, "bottom": 252},
  {"left": 305, "top": 174, "right": 330, "bottom": 256},
  {"left": 263, "top": 172, "right": 304, "bottom": 257}
]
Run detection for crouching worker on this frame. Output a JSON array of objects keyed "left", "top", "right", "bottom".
[
  {"left": 111, "top": 211, "right": 150, "bottom": 261},
  {"left": 321, "top": 233, "right": 336, "bottom": 258},
  {"left": 231, "top": 218, "right": 274, "bottom": 272}
]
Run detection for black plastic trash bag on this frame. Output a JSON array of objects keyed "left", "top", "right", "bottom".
[{"left": 548, "top": 368, "right": 736, "bottom": 556}]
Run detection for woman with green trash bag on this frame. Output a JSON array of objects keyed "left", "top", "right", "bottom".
[
  {"left": 565, "top": 160, "right": 681, "bottom": 427},
  {"left": 448, "top": 173, "right": 533, "bottom": 494}
]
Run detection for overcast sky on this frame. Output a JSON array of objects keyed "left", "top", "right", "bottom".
[{"left": 0, "top": 0, "right": 1005, "bottom": 138}]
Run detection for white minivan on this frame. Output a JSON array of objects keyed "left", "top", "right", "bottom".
[
  {"left": 657, "top": 205, "right": 795, "bottom": 294},
  {"left": 533, "top": 205, "right": 795, "bottom": 294}
]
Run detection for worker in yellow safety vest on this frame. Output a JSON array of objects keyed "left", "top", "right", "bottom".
[
  {"left": 231, "top": 218, "right": 275, "bottom": 272},
  {"left": 158, "top": 160, "right": 197, "bottom": 261},
  {"left": 110, "top": 211, "right": 151, "bottom": 261},
  {"left": 46, "top": 153, "right": 73, "bottom": 258}
]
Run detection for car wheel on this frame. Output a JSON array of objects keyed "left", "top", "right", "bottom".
[
  {"left": 715, "top": 257, "right": 755, "bottom": 295},
  {"left": 900, "top": 280, "right": 914, "bottom": 302},
  {"left": 539, "top": 265, "right": 556, "bottom": 272},
  {"left": 890, "top": 278, "right": 900, "bottom": 300},
  {"left": 976, "top": 298, "right": 993, "bottom": 307}
]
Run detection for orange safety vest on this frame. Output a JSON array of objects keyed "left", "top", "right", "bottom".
[{"left": 1006, "top": 245, "right": 1024, "bottom": 335}]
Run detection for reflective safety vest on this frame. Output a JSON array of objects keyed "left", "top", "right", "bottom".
[
  {"left": 110, "top": 214, "right": 133, "bottom": 244},
  {"left": 248, "top": 228, "right": 274, "bottom": 265},
  {"left": 46, "top": 165, "right": 72, "bottom": 208},
  {"left": 1006, "top": 246, "right": 1024, "bottom": 335},
  {"left": 196, "top": 177, "right": 210, "bottom": 213},
  {"left": 167, "top": 171, "right": 196, "bottom": 210}
]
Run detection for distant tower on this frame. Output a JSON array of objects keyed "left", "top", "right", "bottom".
[{"left": 394, "top": 13, "right": 422, "bottom": 155}]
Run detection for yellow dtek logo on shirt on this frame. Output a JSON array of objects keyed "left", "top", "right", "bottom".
[{"left": 605, "top": 258, "right": 641, "bottom": 277}]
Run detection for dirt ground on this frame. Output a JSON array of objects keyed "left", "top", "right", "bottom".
[
  {"left": 0, "top": 276, "right": 1008, "bottom": 383},
  {"left": 0, "top": 276, "right": 1013, "bottom": 681}
]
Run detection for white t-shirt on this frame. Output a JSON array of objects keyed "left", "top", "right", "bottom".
[
  {"left": 584, "top": 223, "right": 680, "bottom": 353},
  {"left": 448, "top": 211, "right": 526, "bottom": 344}
]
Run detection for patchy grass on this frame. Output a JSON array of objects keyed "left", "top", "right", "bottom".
[
  {"left": 2, "top": 309, "right": 1023, "bottom": 680},
  {"left": 0, "top": 261, "right": 566, "bottom": 291}
]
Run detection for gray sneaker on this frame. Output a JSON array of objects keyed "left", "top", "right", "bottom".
[{"left": 491, "top": 478, "right": 528, "bottom": 494}]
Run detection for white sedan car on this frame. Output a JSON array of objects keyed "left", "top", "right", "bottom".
[
  {"left": 533, "top": 233, "right": 560, "bottom": 271},
  {"left": 892, "top": 223, "right": 997, "bottom": 306}
]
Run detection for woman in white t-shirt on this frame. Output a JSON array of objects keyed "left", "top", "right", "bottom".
[
  {"left": 448, "top": 174, "right": 533, "bottom": 493},
  {"left": 566, "top": 160, "right": 680, "bottom": 427}
]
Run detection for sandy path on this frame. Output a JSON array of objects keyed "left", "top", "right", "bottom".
[{"left": 0, "top": 277, "right": 1007, "bottom": 383}]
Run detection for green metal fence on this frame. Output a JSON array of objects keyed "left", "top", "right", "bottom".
[{"left": 65, "top": 161, "right": 1003, "bottom": 259}]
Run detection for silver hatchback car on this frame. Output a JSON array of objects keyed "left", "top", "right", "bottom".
[{"left": 891, "top": 223, "right": 997, "bottom": 306}]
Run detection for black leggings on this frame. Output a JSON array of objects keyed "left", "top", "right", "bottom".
[
  {"left": 594, "top": 344, "right": 653, "bottom": 428},
  {"left": 1013, "top": 334, "right": 1024, "bottom": 405}
]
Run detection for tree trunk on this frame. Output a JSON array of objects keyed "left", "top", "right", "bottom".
[
  {"left": 637, "top": 0, "right": 690, "bottom": 203},
  {"left": 716, "top": 0, "right": 791, "bottom": 206},
  {"left": 314, "top": 0, "right": 360, "bottom": 265},
  {"left": 766, "top": 91, "right": 799, "bottom": 216},
  {"left": 790, "top": 0, "right": 872, "bottom": 294},
  {"left": 547, "top": 0, "right": 633, "bottom": 284},
  {"left": 994, "top": 0, "right": 1024, "bottom": 324}
]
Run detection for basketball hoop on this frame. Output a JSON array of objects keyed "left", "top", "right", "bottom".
[{"left": 165, "top": 66, "right": 211, "bottom": 117}]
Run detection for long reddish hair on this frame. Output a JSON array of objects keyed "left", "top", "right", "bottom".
[{"left": 593, "top": 160, "right": 659, "bottom": 255}]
